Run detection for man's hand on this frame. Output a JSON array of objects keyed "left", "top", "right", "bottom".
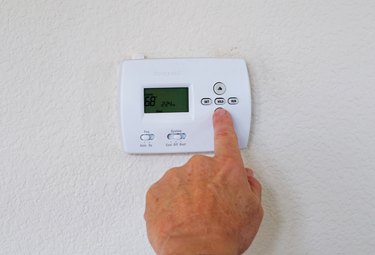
[{"left": 144, "top": 108, "right": 263, "bottom": 255}]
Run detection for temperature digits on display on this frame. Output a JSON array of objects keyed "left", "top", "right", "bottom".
[{"left": 144, "top": 87, "right": 189, "bottom": 113}]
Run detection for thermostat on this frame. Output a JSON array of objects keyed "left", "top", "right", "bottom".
[{"left": 120, "top": 58, "right": 251, "bottom": 154}]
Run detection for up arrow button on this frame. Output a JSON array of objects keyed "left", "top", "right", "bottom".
[{"left": 213, "top": 82, "right": 226, "bottom": 95}]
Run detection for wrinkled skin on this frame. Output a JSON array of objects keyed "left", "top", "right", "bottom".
[{"left": 145, "top": 109, "right": 263, "bottom": 255}]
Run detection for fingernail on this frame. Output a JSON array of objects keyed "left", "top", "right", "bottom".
[{"left": 214, "top": 108, "right": 226, "bottom": 116}]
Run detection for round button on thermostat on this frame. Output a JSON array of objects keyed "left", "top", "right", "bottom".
[{"left": 213, "top": 82, "right": 226, "bottom": 95}]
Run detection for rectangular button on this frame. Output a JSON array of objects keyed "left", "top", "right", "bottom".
[
  {"left": 214, "top": 98, "right": 225, "bottom": 105},
  {"left": 228, "top": 97, "right": 239, "bottom": 105},
  {"left": 201, "top": 98, "right": 212, "bottom": 105}
]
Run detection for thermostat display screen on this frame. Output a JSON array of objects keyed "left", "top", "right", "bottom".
[{"left": 144, "top": 87, "right": 189, "bottom": 113}]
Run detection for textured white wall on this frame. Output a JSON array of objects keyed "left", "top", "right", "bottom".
[{"left": 1, "top": 0, "right": 375, "bottom": 254}]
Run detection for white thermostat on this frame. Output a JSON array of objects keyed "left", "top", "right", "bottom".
[{"left": 120, "top": 58, "right": 251, "bottom": 154}]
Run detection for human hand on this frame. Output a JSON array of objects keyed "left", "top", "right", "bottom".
[{"left": 144, "top": 108, "right": 263, "bottom": 255}]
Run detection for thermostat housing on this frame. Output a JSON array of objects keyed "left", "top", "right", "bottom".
[{"left": 120, "top": 58, "right": 251, "bottom": 154}]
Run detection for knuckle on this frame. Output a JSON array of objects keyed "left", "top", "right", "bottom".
[
  {"left": 215, "top": 127, "right": 236, "bottom": 139},
  {"left": 188, "top": 154, "right": 210, "bottom": 165},
  {"left": 215, "top": 130, "right": 232, "bottom": 141},
  {"left": 215, "top": 156, "right": 241, "bottom": 168},
  {"left": 191, "top": 154, "right": 209, "bottom": 161},
  {"left": 253, "top": 176, "right": 262, "bottom": 190},
  {"left": 145, "top": 184, "right": 157, "bottom": 201},
  {"left": 162, "top": 167, "right": 180, "bottom": 179}
]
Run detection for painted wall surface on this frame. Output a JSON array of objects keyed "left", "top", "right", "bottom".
[{"left": 1, "top": 1, "right": 375, "bottom": 254}]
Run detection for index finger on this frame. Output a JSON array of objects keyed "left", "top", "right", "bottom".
[{"left": 213, "top": 108, "right": 242, "bottom": 161}]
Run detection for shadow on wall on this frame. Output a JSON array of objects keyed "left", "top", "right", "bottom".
[
  {"left": 244, "top": 172, "right": 301, "bottom": 255},
  {"left": 241, "top": 68, "right": 301, "bottom": 254}
]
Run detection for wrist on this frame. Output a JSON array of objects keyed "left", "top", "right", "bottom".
[{"left": 160, "top": 231, "right": 238, "bottom": 255}]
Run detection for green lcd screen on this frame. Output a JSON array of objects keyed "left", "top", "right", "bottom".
[{"left": 144, "top": 87, "right": 189, "bottom": 113}]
